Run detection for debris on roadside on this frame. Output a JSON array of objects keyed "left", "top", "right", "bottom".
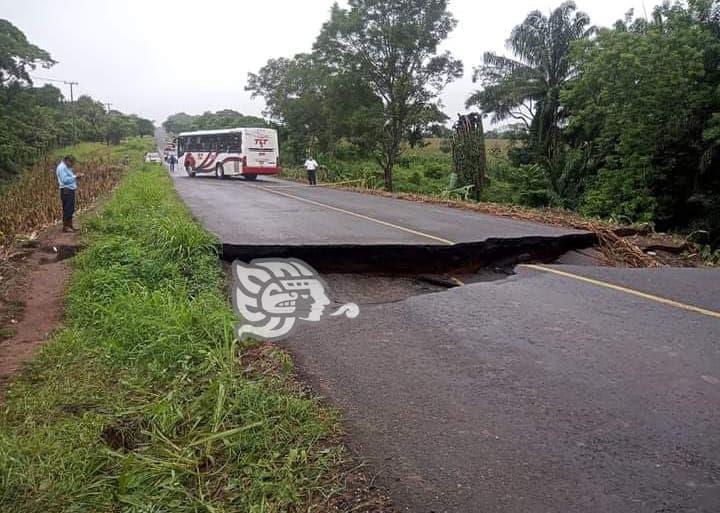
[{"left": 323, "top": 185, "right": 708, "bottom": 268}]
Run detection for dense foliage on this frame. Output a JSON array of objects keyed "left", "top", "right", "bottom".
[
  {"left": 162, "top": 110, "right": 268, "bottom": 135},
  {"left": 470, "top": 0, "right": 720, "bottom": 246},
  {"left": 0, "top": 19, "right": 153, "bottom": 181}
]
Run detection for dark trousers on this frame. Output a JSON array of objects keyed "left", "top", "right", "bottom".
[
  {"left": 307, "top": 169, "right": 317, "bottom": 185},
  {"left": 60, "top": 188, "right": 76, "bottom": 222}
]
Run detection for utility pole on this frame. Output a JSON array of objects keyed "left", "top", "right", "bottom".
[
  {"left": 67, "top": 81, "right": 78, "bottom": 102},
  {"left": 104, "top": 102, "right": 112, "bottom": 113},
  {"left": 30, "top": 76, "right": 79, "bottom": 101},
  {"left": 31, "top": 76, "right": 80, "bottom": 143}
]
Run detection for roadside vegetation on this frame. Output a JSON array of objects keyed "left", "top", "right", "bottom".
[
  {"left": 0, "top": 137, "right": 149, "bottom": 249},
  {"left": 163, "top": 110, "right": 268, "bottom": 134},
  {"left": 0, "top": 165, "right": 346, "bottom": 511},
  {"left": 0, "top": 19, "right": 154, "bottom": 183}
]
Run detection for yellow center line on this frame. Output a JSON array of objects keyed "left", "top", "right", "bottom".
[
  {"left": 522, "top": 264, "right": 720, "bottom": 320},
  {"left": 252, "top": 184, "right": 456, "bottom": 246}
]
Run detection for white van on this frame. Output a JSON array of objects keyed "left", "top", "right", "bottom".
[{"left": 176, "top": 127, "right": 280, "bottom": 180}]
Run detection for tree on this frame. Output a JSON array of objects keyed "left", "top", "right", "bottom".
[
  {"left": 467, "top": 2, "right": 593, "bottom": 162},
  {"left": 0, "top": 19, "right": 56, "bottom": 84},
  {"left": 133, "top": 115, "right": 155, "bottom": 137},
  {"left": 247, "top": 53, "right": 382, "bottom": 163},
  {"left": 315, "top": 0, "right": 462, "bottom": 191},
  {"left": 563, "top": 2, "right": 720, "bottom": 236},
  {"left": 405, "top": 104, "right": 449, "bottom": 148},
  {"left": 105, "top": 113, "right": 137, "bottom": 145},
  {"left": 162, "top": 110, "right": 267, "bottom": 136},
  {"left": 452, "top": 113, "right": 487, "bottom": 200},
  {"left": 74, "top": 95, "right": 108, "bottom": 141},
  {"left": 162, "top": 112, "right": 197, "bottom": 134}
]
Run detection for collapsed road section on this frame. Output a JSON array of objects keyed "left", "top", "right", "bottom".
[{"left": 172, "top": 175, "right": 595, "bottom": 273}]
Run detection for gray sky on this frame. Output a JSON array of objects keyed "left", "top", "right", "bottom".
[{"left": 1, "top": 0, "right": 656, "bottom": 124}]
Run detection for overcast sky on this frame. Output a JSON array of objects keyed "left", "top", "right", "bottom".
[{"left": 1, "top": 0, "right": 657, "bottom": 124}]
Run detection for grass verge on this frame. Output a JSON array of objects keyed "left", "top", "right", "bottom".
[
  {"left": 0, "top": 165, "right": 341, "bottom": 512},
  {"left": 0, "top": 137, "right": 152, "bottom": 249}
]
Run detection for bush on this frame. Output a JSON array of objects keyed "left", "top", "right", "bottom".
[
  {"left": 408, "top": 170, "right": 423, "bottom": 185},
  {"left": 424, "top": 162, "right": 447, "bottom": 180},
  {"left": 580, "top": 167, "right": 656, "bottom": 224},
  {"left": 482, "top": 162, "right": 553, "bottom": 208}
]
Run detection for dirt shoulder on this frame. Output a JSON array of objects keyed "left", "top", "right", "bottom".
[{"left": 0, "top": 226, "right": 79, "bottom": 393}]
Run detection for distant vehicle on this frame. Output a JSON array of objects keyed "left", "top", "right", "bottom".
[
  {"left": 175, "top": 128, "right": 281, "bottom": 180},
  {"left": 144, "top": 152, "right": 163, "bottom": 163}
]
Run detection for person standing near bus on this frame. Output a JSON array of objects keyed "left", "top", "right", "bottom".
[
  {"left": 304, "top": 156, "right": 318, "bottom": 186},
  {"left": 184, "top": 152, "right": 196, "bottom": 174},
  {"left": 168, "top": 153, "right": 177, "bottom": 173},
  {"left": 55, "top": 155, "right": 83, "bottom": 232}
]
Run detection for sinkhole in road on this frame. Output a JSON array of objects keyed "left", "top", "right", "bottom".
[
  {"left": 219, "top": 232, "right": 597, "bottom": 275},
  {"left": 220, "top": 232, "right": 598, "bottom": 305}
]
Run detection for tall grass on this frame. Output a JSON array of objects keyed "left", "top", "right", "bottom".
[
  {"left": 0, "top": 138, "right": 150, "bottom": 248},
  {"left": 0, "top": 166, "right": 340, "bottom": 512}
]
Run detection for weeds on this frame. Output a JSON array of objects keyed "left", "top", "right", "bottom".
[
  {"left": 0, "top": 138, "right": 150, "bottom": 249},
  {"left": 0, "top": 166, "right": 340, "bottom": 511}
]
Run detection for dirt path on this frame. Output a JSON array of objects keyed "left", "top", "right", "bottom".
[{"left": 0, "top": 227, "right": 78, "bottom": 393}]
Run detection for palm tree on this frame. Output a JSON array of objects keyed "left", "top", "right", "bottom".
[{"left": 467, "top": 1, "right": 593, "bottom": 160}]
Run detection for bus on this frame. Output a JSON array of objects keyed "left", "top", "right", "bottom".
[{"left": 175, "top": 127, "right": 281, "bottom": 180}]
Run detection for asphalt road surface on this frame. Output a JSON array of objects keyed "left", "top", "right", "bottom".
[
  {"left": 171, "top": 175, "right": 588, "bottom": 247},
  {"left": 170, "top": 170, "right": 720, "bottom": 512},
  {"left": 291, "top": 266, "right": 720, "bottom": 513}
]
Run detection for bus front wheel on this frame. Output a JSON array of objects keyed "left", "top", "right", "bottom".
[
  {"left": 244, "top": 174, "right": 257, "bottom": 181},
  {"left": 186, "top": 166, "right": 196, "bottom": 177},
  {"left": 215, "top": 165, "right": 225, "bottom": 179}
]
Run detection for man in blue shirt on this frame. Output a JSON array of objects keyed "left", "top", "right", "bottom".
[{"left": 55, "top": 155, "right": 83, "bottom": 232}]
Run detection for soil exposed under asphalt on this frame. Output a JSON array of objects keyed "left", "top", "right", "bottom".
[{"left": 0, "top": 226, "right": 78, "bottom": 395}]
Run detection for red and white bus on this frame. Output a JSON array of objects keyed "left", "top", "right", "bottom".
[{"left": 176, "top": 127, "right": 281, "bottom": 180}]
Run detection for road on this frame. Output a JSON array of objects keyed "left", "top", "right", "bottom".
[
  {"left": 171, "top": 175, "right": 588, "bottom": 246},
  {"left": 171, "top": 172, "right": 720, "bottom": 512}
]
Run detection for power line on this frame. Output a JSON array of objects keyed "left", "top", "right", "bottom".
[{"left": 29, "top": 75, "right": 79, "bottom": 101}]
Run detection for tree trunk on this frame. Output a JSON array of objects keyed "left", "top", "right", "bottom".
[{"left": 384, "top": 162, "right": 394, "bottom": 192}]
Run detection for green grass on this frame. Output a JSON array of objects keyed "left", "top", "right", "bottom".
[
  {"left": 50, "top": 136, "right": 154, "bottom": 164},
  {"left": 0, "top": 165, "right": 340, "bottom": 512},
  {"left": 284, "top": 138, "right": 512, "bottom": 199}
]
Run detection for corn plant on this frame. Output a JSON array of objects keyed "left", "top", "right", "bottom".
[{"left": 0, "top": 156, "right": 125, "bottom": 247}]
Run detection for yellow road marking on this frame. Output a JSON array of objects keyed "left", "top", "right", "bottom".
[
  {"left": 252, "top": 184, "right": 456, "bottom": 245},
  {"left": 522, "top": 264, "right": 720, "bottom": 320}
]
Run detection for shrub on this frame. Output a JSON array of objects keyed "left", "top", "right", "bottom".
[
  {"left": 580, "top": 167, "right": 656, "bottom": 224},
  {"left": 424, "top": 163, "right": 447, "bottom": 180}
]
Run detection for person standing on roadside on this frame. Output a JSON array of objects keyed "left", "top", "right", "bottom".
[
  {"left": 168, "top": 153, "right": 178, "bottom": 173},
  {"left": 304, "top": 155, "right": 318, "bottom": 186},
  {"left": 56, "top": 155, "right": 83, "bottom": 232}
]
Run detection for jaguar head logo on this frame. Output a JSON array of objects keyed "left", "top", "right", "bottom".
[{"left": 232, "top": 258, "right": 357, "bottom": 341}]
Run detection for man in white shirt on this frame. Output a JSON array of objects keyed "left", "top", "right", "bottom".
[{"left": 303, "top": 156, "right": 318, "bottom": 186}]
